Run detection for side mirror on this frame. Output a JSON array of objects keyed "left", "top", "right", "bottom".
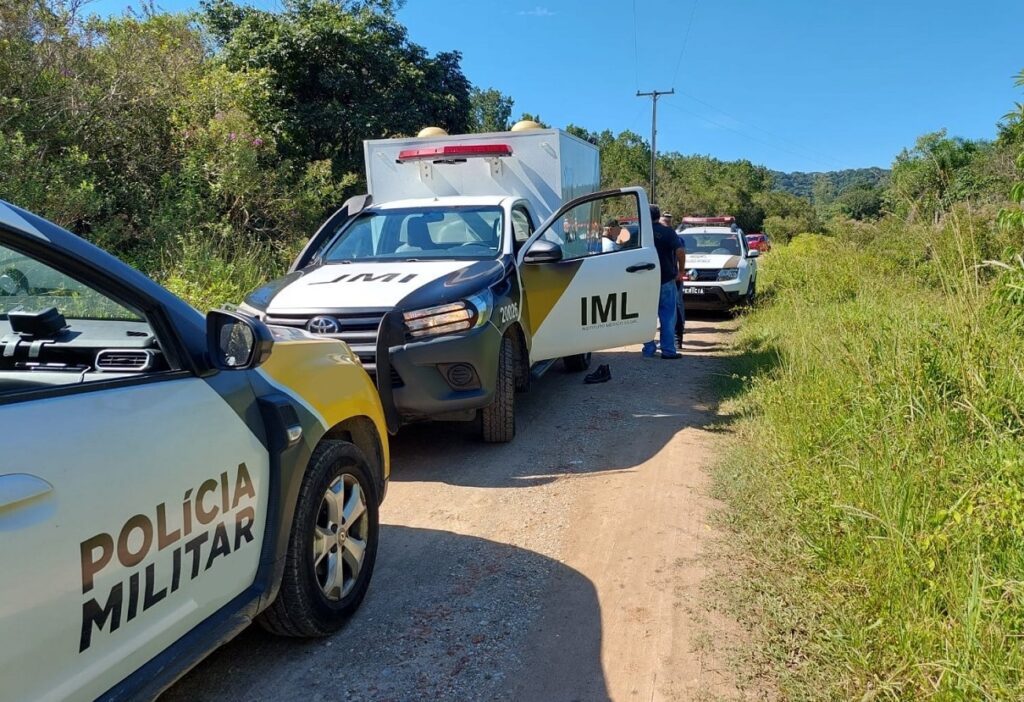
[
  {"left": 523, "top": 239, "right": 563, "bottom": 264},
  {"left": 747, "top": 249, "right": 761, "bottom": 258},
  {"left": 206, "top": 310, "right": 274, "bottom": 370}
]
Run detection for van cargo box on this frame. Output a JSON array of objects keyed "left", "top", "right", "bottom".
[{"left": 363, "top": 128, "right": 600, "bottom": 221}]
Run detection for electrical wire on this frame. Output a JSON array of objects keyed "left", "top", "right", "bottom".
[
  {"left": 631, "top": 0, "right": 641, "bottom": 92},
  {"left": 661, "top": 101, "right": 840, "bottom": 170},
  {"left": 670, "top": 0, "right": 699, "bottom": 89},
  {"left": 676, "top": 91, "right": 845, "bottom": 168}
]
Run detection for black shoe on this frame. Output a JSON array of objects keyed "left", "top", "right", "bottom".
[
  {"left": 660, "top": 353, "right": 682, "bottom": 360},
  {"left": 584, "top": 364, "right": 611, "bottom": 384}
]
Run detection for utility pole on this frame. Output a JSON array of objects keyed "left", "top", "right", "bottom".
[{"left": 636, "top": 88, "right": 674, "bottom": 205}]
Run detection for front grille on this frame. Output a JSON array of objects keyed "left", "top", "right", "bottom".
[
  {"left": 265, "top": 309, "right": 400, "bottom": 385},
  {"left": 688, "top": 269, "right": 720, "bottom": 282}
]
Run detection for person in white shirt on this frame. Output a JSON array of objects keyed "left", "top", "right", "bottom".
[{"left": 601, "top": 219, "right": 631, "bottom": 252}]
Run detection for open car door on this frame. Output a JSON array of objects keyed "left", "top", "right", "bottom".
[
  {"left": 288, "top": 194, "right": 372, "bottom": 272},
  {"left": 516, "top": 187, "right": 659, "bottom": 362}
]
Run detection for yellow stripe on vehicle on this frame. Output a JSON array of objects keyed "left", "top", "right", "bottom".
[{"left": 518, "top": 259, "right": 584, "bottom": 336}]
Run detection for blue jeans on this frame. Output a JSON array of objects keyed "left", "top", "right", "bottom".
[
  {"left": 676, "top": 282, "right": 685, "bottom": 338},
  {"left": 643, "top": 280, "right": 680, "bottom": 356}
]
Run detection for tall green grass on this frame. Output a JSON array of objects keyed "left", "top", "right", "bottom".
[{"left": 718, "top": 211, "right": 1024, "bottom": 699}]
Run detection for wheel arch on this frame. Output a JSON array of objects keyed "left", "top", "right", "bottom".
[{"left": 319, "top": 415, "right": 387, "bottom": 503}]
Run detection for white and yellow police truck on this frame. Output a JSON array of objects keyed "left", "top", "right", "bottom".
[
  {"left": 0, "top": 201, "right": 390, "bottom": 701},
  {"left": 677, "top": 216, "right": 760, "bottom": 311},
  {"left": 240, "top": 123, "right": 661, "bottom": 442}
]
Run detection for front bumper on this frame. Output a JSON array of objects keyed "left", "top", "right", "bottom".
[
  {"left": 681, "top": 283, "right": 744, "bottom": 310},
  {"left": 377, "top": 319, "right": 502, "bottom": 426}
]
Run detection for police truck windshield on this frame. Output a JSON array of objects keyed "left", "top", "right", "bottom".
[
  {"left": 679, "top": 232, "right": 742, "bottom": 256},
  {"left": 322, "top": 207, "right": 503, "bottom": 262}
]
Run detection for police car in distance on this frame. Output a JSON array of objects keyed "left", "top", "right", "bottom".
[
  {"left": 0, "top": 201, "right": 389, "bottom": 701},
  {"left": 677, "top": 216, "right": 759, "bottom": 311},
  {"left": 241, "top": 125, "right": 662, "bottom": 443}
]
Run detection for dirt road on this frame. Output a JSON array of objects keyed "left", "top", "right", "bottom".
[{"left": 163, "top": 318, "right": 745, "bottom": 702}]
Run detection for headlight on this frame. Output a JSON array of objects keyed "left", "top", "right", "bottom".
[
  {"left": 717, "top": 269, "right": 740, "bottom": 281},
  {"left": 403, "top": 290, "right": 493, "bottom": 339}
]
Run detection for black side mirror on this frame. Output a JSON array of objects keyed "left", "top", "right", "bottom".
[
  {"left": 523, "top": 239, "right": 564, "bottom": 264},
  {"left": 206, "top": 310, "right": 274, "bottom": 370}
]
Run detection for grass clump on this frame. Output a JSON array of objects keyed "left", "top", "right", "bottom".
[{"left": 716, "top": 212, "right": 1024, "bottom": 700}]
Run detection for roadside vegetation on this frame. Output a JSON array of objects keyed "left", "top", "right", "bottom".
[
  {"left": 717, "top": 73, "right": 1024, "bottom": 699},
  {"left": 4, "top": 0, "right": 853, "bottom": 310}
]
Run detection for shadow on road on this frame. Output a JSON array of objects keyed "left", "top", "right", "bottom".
[
  {"left": 390, "top": 323, "right": 738, "bottom": 490},
  {"left": 162, "top": 525, "right": 608, "bottom": 702}
]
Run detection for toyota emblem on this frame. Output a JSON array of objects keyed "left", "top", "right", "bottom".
[
  {"left": 688, "top": 268, "right": 698, "bottom": 279},
  {"left": 307, "top": 316, "right": 340, "bottom": 334}
]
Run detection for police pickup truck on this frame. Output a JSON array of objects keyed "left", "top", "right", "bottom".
[
  {"left": 0, "top": 201, "right": 389, "bottom": 701},
  {"left": 677, "top": 216, "right": 759, "bottom": 311},
  {"left": 241, "top": 123, "right": 661, "bottom": 442}
]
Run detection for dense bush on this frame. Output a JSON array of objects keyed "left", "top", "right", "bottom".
[{"left": 0, "top": 0, "right": 473, "bottom": 307}]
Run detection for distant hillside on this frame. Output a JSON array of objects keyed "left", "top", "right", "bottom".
[{"left": 771, "top": 167, "right": 890, "bottom": 200}]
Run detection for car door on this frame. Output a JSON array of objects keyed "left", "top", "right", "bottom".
[
  {"left": 516, "top": 187, "right": 659, "bottom": 362},
  {"left": 0, "top": 228, "right": 271, "bottom": 702}
]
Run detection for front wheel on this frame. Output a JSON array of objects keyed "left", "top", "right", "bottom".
[
  {"left": 258, "top": 440, "right": 379, "bottom": 637},
  {"left": 481, "top": 336, "right": 516, "bottom": 443},
  {"left": 562, "top": 352, "right": 592, "bottom": 373},
  {"left": 745, "top": 278, "right": 757, "bottom": 306}
]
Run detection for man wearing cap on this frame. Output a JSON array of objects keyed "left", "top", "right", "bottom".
[{"left": 642, "top": 204, "right": 686, "bottom": 359}]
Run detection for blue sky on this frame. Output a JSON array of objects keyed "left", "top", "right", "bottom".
[{"left": 87, "top": 0, "right": 1024, "bottom": 172}]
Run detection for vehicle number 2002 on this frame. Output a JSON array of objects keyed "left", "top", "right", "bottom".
[{"left": 498, "top": 303, "right": 519, "bottom": 324}]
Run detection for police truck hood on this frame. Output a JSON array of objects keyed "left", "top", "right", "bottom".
[
  {"left": 684, "top": 253, "right": 743, "bottom": 270},
  {"left": 248, "top": 259, "right": 505, "bottom": 313}
]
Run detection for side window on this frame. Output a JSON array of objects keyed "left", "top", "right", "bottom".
[
  {"left": 0, "top": 240, "right": 173, "bottom": 399},
  {"left": 541, "top": 192, "right": 640, "bottom": 261},
  {"left": 511, "top": 206, "right": 533, "bottom": 251}
]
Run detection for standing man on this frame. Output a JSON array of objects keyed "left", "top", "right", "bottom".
[{"left": 642, "top": 204, "right": 686, "bottom": 359}]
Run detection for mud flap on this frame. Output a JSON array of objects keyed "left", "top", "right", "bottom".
[{"left": 375, "top": 311, "right": 405, "bottom": 435}]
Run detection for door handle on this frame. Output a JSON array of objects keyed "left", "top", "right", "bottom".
[
  {"left": 626, "top": 263, "right": 656, "bottom": 273},
  {"left": 0, "top": 474, "right": 53, "bottom": 511}
]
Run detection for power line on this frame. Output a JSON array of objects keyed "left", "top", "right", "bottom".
[
  {"left": 630, "top": 0, "right": 641, "bottom": 92},
  {"left": 661, "top": 102, "right": 840, "bottom": 170},
  {"left": 676, "top": 91, "right": 845, "bottom": 168},
  {"left": 637, "top": 88, "right": 674, "bottom": 203},
  {"left": 670, "top": 0, "right": 699, "bottom": 89}
]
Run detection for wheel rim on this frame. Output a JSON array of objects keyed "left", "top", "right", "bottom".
[{"left": 312, "top": 473, "right": 369, "bottom": 601}]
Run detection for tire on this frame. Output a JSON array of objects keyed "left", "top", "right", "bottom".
[
  {"left": 512, "top": 333, "right": 530, "bottom": 393},
  {"left": 745, "top": 278, "right": 757, "bottom": 306},
  {"left": 481, "top": 336, "right": 515, "bottom": 443},
  {"left": 258, "top": 440, "right": 379, "bottom": 637},
  {"left": 562, "top": 352, "right": 592, "bottom": 373}
]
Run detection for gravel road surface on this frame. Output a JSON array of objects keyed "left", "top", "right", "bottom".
[{"left": 163, "top": 318, "right": 744, "bottom": 702}]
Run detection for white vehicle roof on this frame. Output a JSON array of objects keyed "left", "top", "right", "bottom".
[{"left": 680, "top": 226, "right": 742, "bottom": 235}]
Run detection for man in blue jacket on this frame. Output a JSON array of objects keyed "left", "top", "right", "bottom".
[{"left": 642, "top": 204, "right": 686, "bottom": 359}]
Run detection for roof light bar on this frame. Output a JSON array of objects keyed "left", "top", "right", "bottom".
[
  {"left": 680, "top": 216, "right": 736, "bottom": 225},
  {"left": 397, "top": 144, "right": 513, "bottom": 163}
]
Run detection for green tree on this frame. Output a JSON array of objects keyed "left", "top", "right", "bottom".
[
  {"left": 202, "top": 0, "right": 472, "bottom": 176},
  {"left": 999, "top": 69, "right": 1024, "bottom": 231},
  {"left": 468, "top": 87, "right": 513, "bottom": 133}
]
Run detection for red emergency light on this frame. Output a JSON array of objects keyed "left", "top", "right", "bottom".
[
  {"left": 397, "top": 144, "right": 513, "bottom": 163},
  {"left": 680, "top": 216, "right": 736, "bottom": 226}
]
